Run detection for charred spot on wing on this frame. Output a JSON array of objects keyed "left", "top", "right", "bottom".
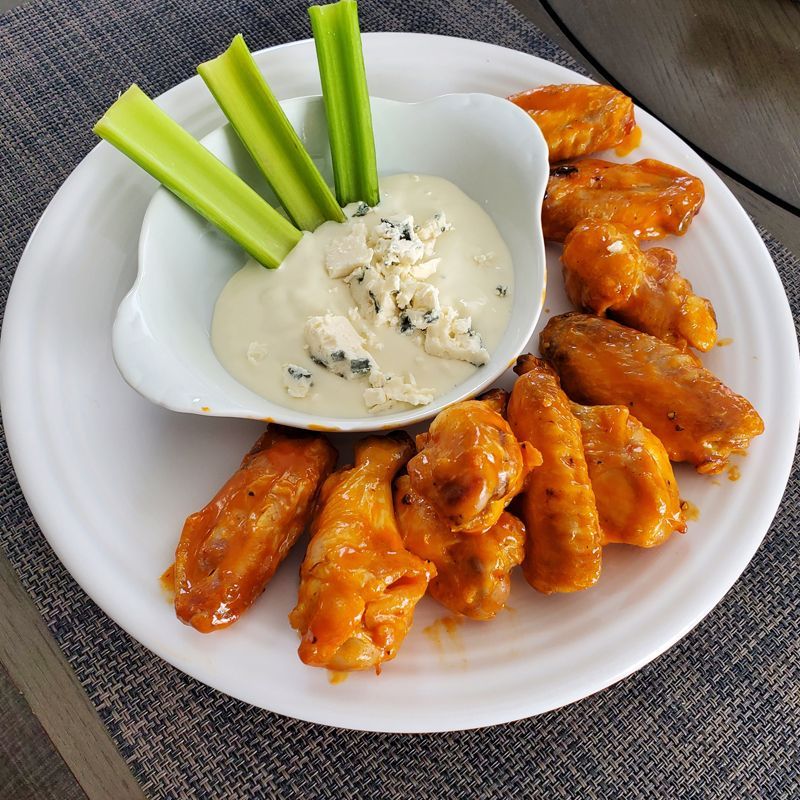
[
  {"left": 550, "top": 164, "right": 579, "bottom": 177},
  {"left": 439, "top": 479, "right": 469, "bottom": 507}
]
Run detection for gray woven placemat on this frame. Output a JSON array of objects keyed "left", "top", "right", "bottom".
[{"left": 1, "top": 1, "right": 798, "bottom": 798}]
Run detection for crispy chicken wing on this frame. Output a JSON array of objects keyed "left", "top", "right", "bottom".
[
  {"left": 542, "top": 159, "right": 705, "bottom": 242},
  {"left": 172, "top": 427, "right": 336, "bottom": 633},
  {"left": 477, "top": 387, "right": 510, "bottom": 416},
  {"left": 540, "top": 314, "right": 764, "bottom": 474},
  {"left": 395, "top": 475, "right": 525, "bottom": 620},
  {"left": 507, "top": 356, "right": 602, "bottom": 593},
  {"left": 562, "top": 219, "right": 717, "bottom": 351},
  {"left": 289, "top": 433, "right": 434, "bottom": 671},
  {"left": 407, "top": 392, "right": 540, "bottom": 533},
  {"left": 571, "top": 404, "right": 686, "bottom": 547},
  {"left": 508, "top": 83, "right": 636, "bottom": 162}
]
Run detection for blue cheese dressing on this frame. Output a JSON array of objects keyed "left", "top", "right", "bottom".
[{"left": 211, "top": 173, "right": 514, "bottom": 417}]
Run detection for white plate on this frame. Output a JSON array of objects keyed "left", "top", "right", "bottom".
[{"left": 1, "top": 34, "right": 798, "bottom": 733}]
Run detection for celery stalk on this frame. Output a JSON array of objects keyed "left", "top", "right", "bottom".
[
  {"left": 93, "top": 85, "right": 301, "bottom": 269},
  {"left": 198, "top": 35, "right": 345, "bottom": 231},
  {"left": 309, "top": 0, "right": 380, "bottom": 207}
]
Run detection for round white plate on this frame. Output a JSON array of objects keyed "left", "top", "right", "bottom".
[{"left": 1, "top": 34, "right": 798, "bottom": 733}]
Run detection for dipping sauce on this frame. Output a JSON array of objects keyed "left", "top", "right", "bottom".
[{"left": 212, "top": 174, "right": 514, "bottom": 417}]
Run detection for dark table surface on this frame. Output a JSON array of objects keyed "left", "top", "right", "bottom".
[
  {"left": 1, "top": 1, "right": 797, "bottom": 798},
  {"left": 545, "top": 0, "right": 800, "bottom": 213}
]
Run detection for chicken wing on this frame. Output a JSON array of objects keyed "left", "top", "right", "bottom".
[
  {"left": 395, "top": 475, "right": 525, "bottom": 620},
  {"left": 571, "top": 403, "right": 686, "bottom": 547},
  {"left": 540, "top": 313, "right": 764, "bottom": 474},
  {"left": 542, "top": 158, "right": 705, "bottom": 242},
  {"left": 172, "top": 427, "right": 336, "bottom": 633},
  {"left": 407, "top": 392, "right": 540, "bottom": 533},
  {"left": 508, "top": 83, "right": 636, "bottom": 162},
  {"left": 289, "top": 433, "right": 434, "bottom": 671},
  {"left": 507, "top": 356, "right": 602, "bottom": 594},
  {"left": 562, "top": 219, "right": 717, "bottom": 351}
]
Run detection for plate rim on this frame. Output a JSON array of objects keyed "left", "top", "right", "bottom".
[{"left": 1, "top": 31, "right": 798, "bottom": 733}]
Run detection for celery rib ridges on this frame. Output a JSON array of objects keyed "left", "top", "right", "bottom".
[
  {"left": 309, "top": 0, "right": 380, "bottom": 207},
  {"left": 198, "top": 35, "right": 344, "bottom": 231},
  {"left": 93, "top": 85, "right": 301, "bottom": 269}
]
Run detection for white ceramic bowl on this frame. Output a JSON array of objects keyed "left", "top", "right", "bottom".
[{"left": 112, "top": 93, "right": 548, "bottom": 431}]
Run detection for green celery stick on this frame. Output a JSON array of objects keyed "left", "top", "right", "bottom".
[
  {"left": 309, "top": 0, "right": 380, "bottom": 207},
  {"left": 93, "top": 85, "right": 301, "bottom": 269},
  {"left": 198, "top": 34, "right": 345, "bottom": 231}
]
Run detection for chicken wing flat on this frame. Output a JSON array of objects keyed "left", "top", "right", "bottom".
[
  {"left": 172, "top": 427, "right": 336, "bottom": 633},
  {"left": 507, "top": 356, "right": 602, "bottom": 593},
  {"left": 562, "top": 219, "right": 717, "bottom": 351},
  {"left": 508, "top": 83, "right": 636, "bottom": 162},
  {"left": 540, "top": 314, "right": 764, "bottom": 474},
  {"left": 571, "top": 403, "right": 686, "bottom": 547},
  {"left": 289, "top": 433, "right": 434, "bottom": 671},
  {"left": 395, "top": 475, "right": 525, "bottom": 620},
  {"left": 542, "top": 158, "right": 705, "bottom": 242},
  {"left": 407, "top": 393, "right": 540, "bottom": 534}
]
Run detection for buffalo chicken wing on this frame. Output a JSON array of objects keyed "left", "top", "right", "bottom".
[
  {"left": 572, "top": 403, "right": 686, "bottom": 547},
  {"left": 540, "top": 313, "right": 764, "bottom": 473},
  {"left": 508, "top": 356, "right": 602, "bottom": 593},
  {"left": 395, "top": 475, "right": 525, "bottom": 620},
  {"left": 508, "top": 83, "right": 636, "bottom": 162},
  {"left": 289, "top": 433, "right": 434, "bottom": 671},
  {"left": 542, "top": 158, "right": 705, "bottom": 242},
  {"left": 562, "top": 219, "right": 717, "bottom": 351},
  {"left": 172, "top": 427, "right": 336, "bottom": 633},
  {"left": 407, "top": 392, "right": 540, "bottom": 533}
]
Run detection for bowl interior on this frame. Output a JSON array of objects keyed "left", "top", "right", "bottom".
[{"left": 115, "top": 93, "right": 548, "bottom": 430}]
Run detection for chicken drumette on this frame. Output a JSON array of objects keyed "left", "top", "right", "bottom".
[
  {"left": 395, "top": 475, "right": 526, "bottom": 620},
  {"left": 507, "top": 356, "right": 603, "bottom": 594},
  {"left": 508, "top": 83, "right": 637, "bottom": 162},
  {"left": 171, "top": 427, "right": 336, "bottom": 633},
  {"left": 289, "top": 433, "right": 434, "bottom": 672},
  {"left": 542, "top": 158, "right": 705, "bottom": 242},
  {"left": 540, "top": 313, "right": 764, "bottom": 474},
  {"left": 407, "top": 390, "right": 540, "bottom": 534},
  {"left": 562, "top": 219, "right": 717, "bottom": 352},
  {"left": 572, "top": 403, "right": 686, "bottom": 547}
]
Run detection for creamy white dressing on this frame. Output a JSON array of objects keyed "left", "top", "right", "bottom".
[{"left": 211, "top": 174, "right": 514, "bottom": 417}]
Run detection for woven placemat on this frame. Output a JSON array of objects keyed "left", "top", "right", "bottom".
[{"left": 1, "top": 1, "right": 798, "bottom": 798}]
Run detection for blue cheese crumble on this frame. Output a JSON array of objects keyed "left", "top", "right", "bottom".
[
  {"left": 424, "top": 307, "right": 489, "bottom": 367},
  {"left": 246, "top": 341, "right": 269, "bottom": 364},
  {"left": 346, "top": 265, "right": 400, "bottom": 327},
  {"left": 302, "top": 314, "right": 435, "bottom": 411},
  {"left": 304, "top": 315, "right": 376, "bottom": 380},
  {"left": 282, "top": 364, "right": 313, "bottom": 398},
  {"left": 363, "top": 370, "right": 435, "bottom": 413},
  {"left": 322, "top": 210, "right": 488, "bottom": 368},
  {"left": 325, "top": 222, "right": 373, "bottom": 279}
]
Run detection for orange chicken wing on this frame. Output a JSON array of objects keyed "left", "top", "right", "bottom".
[
  {"left": 542, "top": 158, "right": 705, "bottom": 242},
  {"left": 172, "top": 427, "right": 336, "bottom": 633},
  {"left": 289, "top": 433, "right": 434, "bottom": 671},
  {"left": 508, "top": 83, "right": 636, "bottom": 162},
  {"left": 407, "top": 392, "right": 540, "bottom": 533},
  {"left": 540, "top": 313, "right": 764, "bottom": 474},
  {"left": 507, "top": 356, "right": 602, "bottom": 594},
  {"left": 571, "top": 403, "right": 686, "bottom": 547},
  {"left": 395, "top": 475, "right": 525, "bottom": 620},
  {"left": 562, "top": 219, "right": 717, "bottom": 351}
]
